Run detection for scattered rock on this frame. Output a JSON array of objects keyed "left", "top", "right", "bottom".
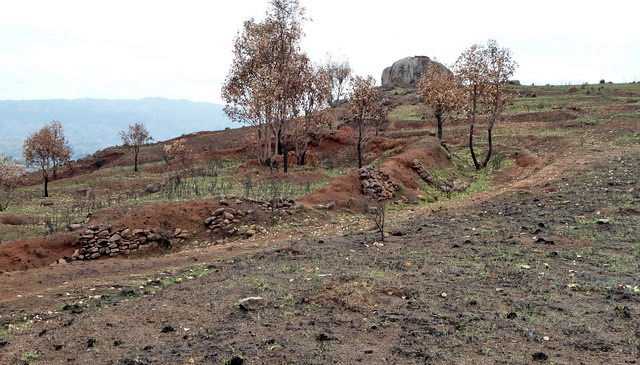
[
  {"left": 87, "top": 337, "right": 97, "bottom": 349},
  {"left": 144, "top": 183, "right": 162, "bottom": 194},
  {"left": 160, "top": 325, "right": 176, "bottom": 333},
  {"left": 534, "top": 236, "right": 555, "bottom": 245},
  {"left": 532, "top": 352, "right": 548, "bottom": 362},
  {"left": 315, "top": 333, "right": 334, "bottom": 342},
  {"left": 238, "top": 296, "right": 265, "bottom": 311},
  {"left": 226, "top": 356, "right": 244, "bottom": 365}
]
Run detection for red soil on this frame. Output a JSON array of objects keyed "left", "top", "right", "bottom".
[{"left": 0, "top": 233, "right": 78, "bottom": 272}]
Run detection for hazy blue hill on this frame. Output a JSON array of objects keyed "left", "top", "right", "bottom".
[{"left": 0, "top": 98, "right": 233, "bottom": 159}]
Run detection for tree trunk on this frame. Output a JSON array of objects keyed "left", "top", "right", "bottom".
[
  {"left": 468, "top": 94, "right": 481, "bottom": 170},
  {"left": 357, "top": 122, "right": 364, "bottom": 169},
  {"left": 282, "top": 143, "right": 289, "bottom": 174},
  {"left": 277, "top": 128, "right": 283, "bottom": 155},
  {"left": 436, "top": 112, "right": 444, "bottom": 143},
  {"left": 43, "top": 174, "right": 49, "bottom": 198},
  {"left": 297, "top": 149, "right": 307, "bottom": 166},
  {"left": 481, "top": 117, "right": 496, "bottom": 168},
  {"left": 134, "top": 147, "right": 139, "bottom": 172}
]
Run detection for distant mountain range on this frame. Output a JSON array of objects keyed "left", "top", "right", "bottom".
[{"left": 0, "top": 98, "right": 234, "bottom": 159}]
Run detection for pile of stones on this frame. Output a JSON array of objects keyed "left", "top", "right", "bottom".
[
  {"left": 70, "top": 224, "right": 182, "bottom": 261},
  {"left": 204, "top": 206, "right": 249, "bottom": 237},
  {"left": 359, "top": 167, "right": 399, "bottom": 201}
]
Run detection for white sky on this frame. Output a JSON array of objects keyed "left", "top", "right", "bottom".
[{"left": 1, "top": 0, "right": 638, "bottom": 104}]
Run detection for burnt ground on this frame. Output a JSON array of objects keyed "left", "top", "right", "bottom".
[{"left": 0, "top": 144, "right": 638, "bottom": 364}]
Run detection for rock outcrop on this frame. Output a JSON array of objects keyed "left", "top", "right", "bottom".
[
  {"left": 381, "top": 56, "right": 450, "bottom": 89},
  {"left": 359, "top": 167, "right": 400, "bottom": 200}
]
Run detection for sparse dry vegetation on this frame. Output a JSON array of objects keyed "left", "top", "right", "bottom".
[{"left": 1, "top": 1, "right": 639, "bottom": 364}]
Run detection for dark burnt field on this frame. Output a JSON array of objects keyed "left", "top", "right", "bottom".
[{"left": 1, "top": 146, "right": 638, "bottom": 364}]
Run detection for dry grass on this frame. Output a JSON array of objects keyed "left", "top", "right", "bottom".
[{"left": 0, "top": 213, "right": 35, "bottom": 226}]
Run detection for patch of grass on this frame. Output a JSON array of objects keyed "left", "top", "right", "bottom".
[
  {"left": 573, "top": 115, "right": 601, "bottom": 126},
  {"left": 21, "top": 351, "right": 41, "bottom": 364},
  {"left": 0, "top": 325, "right": 9, "bottom": 341},
  {"left": 615, "top": 132, "right": 640, "bottom": 146},
  {"left": 388, "top": 104, "right": 424, "bottom": 122}
]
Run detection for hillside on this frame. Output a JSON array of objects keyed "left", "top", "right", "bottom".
[
  {"left": 0, "top": 83, "right": 639, "bottom": 364},
  {"left": 0, "top": 98, "right": 233, "bottom": 159}
]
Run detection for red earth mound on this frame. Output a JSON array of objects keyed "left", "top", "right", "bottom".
[
  {"left": 0, "top": 233, "right": 78, "bottom": 272},
  {"left": 301, "top": 137, "right": 451, "bottom": 209}
]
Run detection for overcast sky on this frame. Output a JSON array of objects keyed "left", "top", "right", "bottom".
[{"left": 1, "top": 0, "right": 638, "bottom": 104}]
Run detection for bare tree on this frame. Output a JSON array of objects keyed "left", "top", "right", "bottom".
[
  {"left": 369, "top": 200, "right": 386, "bottom": 242},
  {"left": 0, "top": 154, "right": 25, "bottom": 211},
  {"left": 120, "top": 122, "right": 152, "bottom": 172},
  {"left": 324, "top": 57, "right": 352, "bottom": 107},
  {"left": 417, "top": 68, "right": 464, "bottom": 144},
  {"left": 454, "top": 44, "right": 488, "bottom": 170},
  {"left": 349, "top": 76, "right": 386, "bottom": 168},
  {"left": 482, "top": 40, "right": 517, "bottom": 168},
  {"left": 222, "top": 0, "right": 309, "bottom": 173},
  {"left": 23, "top": 122, "right": 72, "bottom": 197},
  {"left": 163, "top": 139, "right": 192, "bottom": 167},
  {"left": 289, "top": 63, "right": 331, "bottom": 166},
  {"left": 454, "top": 40, "right": 516, "bottom": 169}
]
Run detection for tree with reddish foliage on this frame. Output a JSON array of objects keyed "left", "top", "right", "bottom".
[
  {"left": 163, "top": 139, "right": 192, "bottom": 167},
  {"left": 417, "top": 68, "right": 464, "bottom": 144},
  {"left": 348, "top": 76, "right": 387, "bottom": 168},
  {"left": 481, "top": 40, "right": 517, "bottom": 168},
  {"left": 120, "top": 122, "right": 152, "bottom": 172},
  {"left": 222, "top": 0, "right": 310, "bottom": 173},
  {"left": 454, "top": 40, "right": 516, "bottom": 170},
  {"left": 0, "top": 154, "right": 25, "bottom": 211},
  {"left": 23, "top": 121, "right": 72, "bottom": 197},
  {"left": 289, "top": 63, "right": 331, "bottom": 166}
]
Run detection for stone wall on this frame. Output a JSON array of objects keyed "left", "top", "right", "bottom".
[{"left": 70, "top": 224, "right": 189, "bottom": 261}]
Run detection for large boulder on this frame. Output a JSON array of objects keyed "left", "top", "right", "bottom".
[{"left": 381, "top": 56, "right": 450, "bottom": 89}]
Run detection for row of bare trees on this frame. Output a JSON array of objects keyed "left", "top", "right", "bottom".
[
  {"left": 418, "top": 39, "right": 517, "bottom": 169},
  {"left": 15, "top": 121, "right": 153, "bottom": 201}
]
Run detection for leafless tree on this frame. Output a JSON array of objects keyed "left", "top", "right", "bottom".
[
  {"left": 369, "top": 200, "right": 386, "bottom": 242},
  {"left": 454, "top": 40, "right": 516, "bottom": 169},
  {"left": 0, "top": 154, "right": 25, "bottom": 211},
  {"left": 324, "top": 57, "right": 352, "bottom": 107},
  {"left": 23, "top": 121, "right": 72, "bottom": 197},
  {"left": 454, "top": 44, "right": 488, "bottom": 170},
  {"left": 482, "top": 40, "right": 517, "bottom": 168},
  {"left": 120, "top": 122, "right": 152, "bottom": 172},
  {"left": 417, "top": 68, "right": 464, "bottom": 144},
  {"left": 349, "top": 76, "right": 386, "bottom": 168}
]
